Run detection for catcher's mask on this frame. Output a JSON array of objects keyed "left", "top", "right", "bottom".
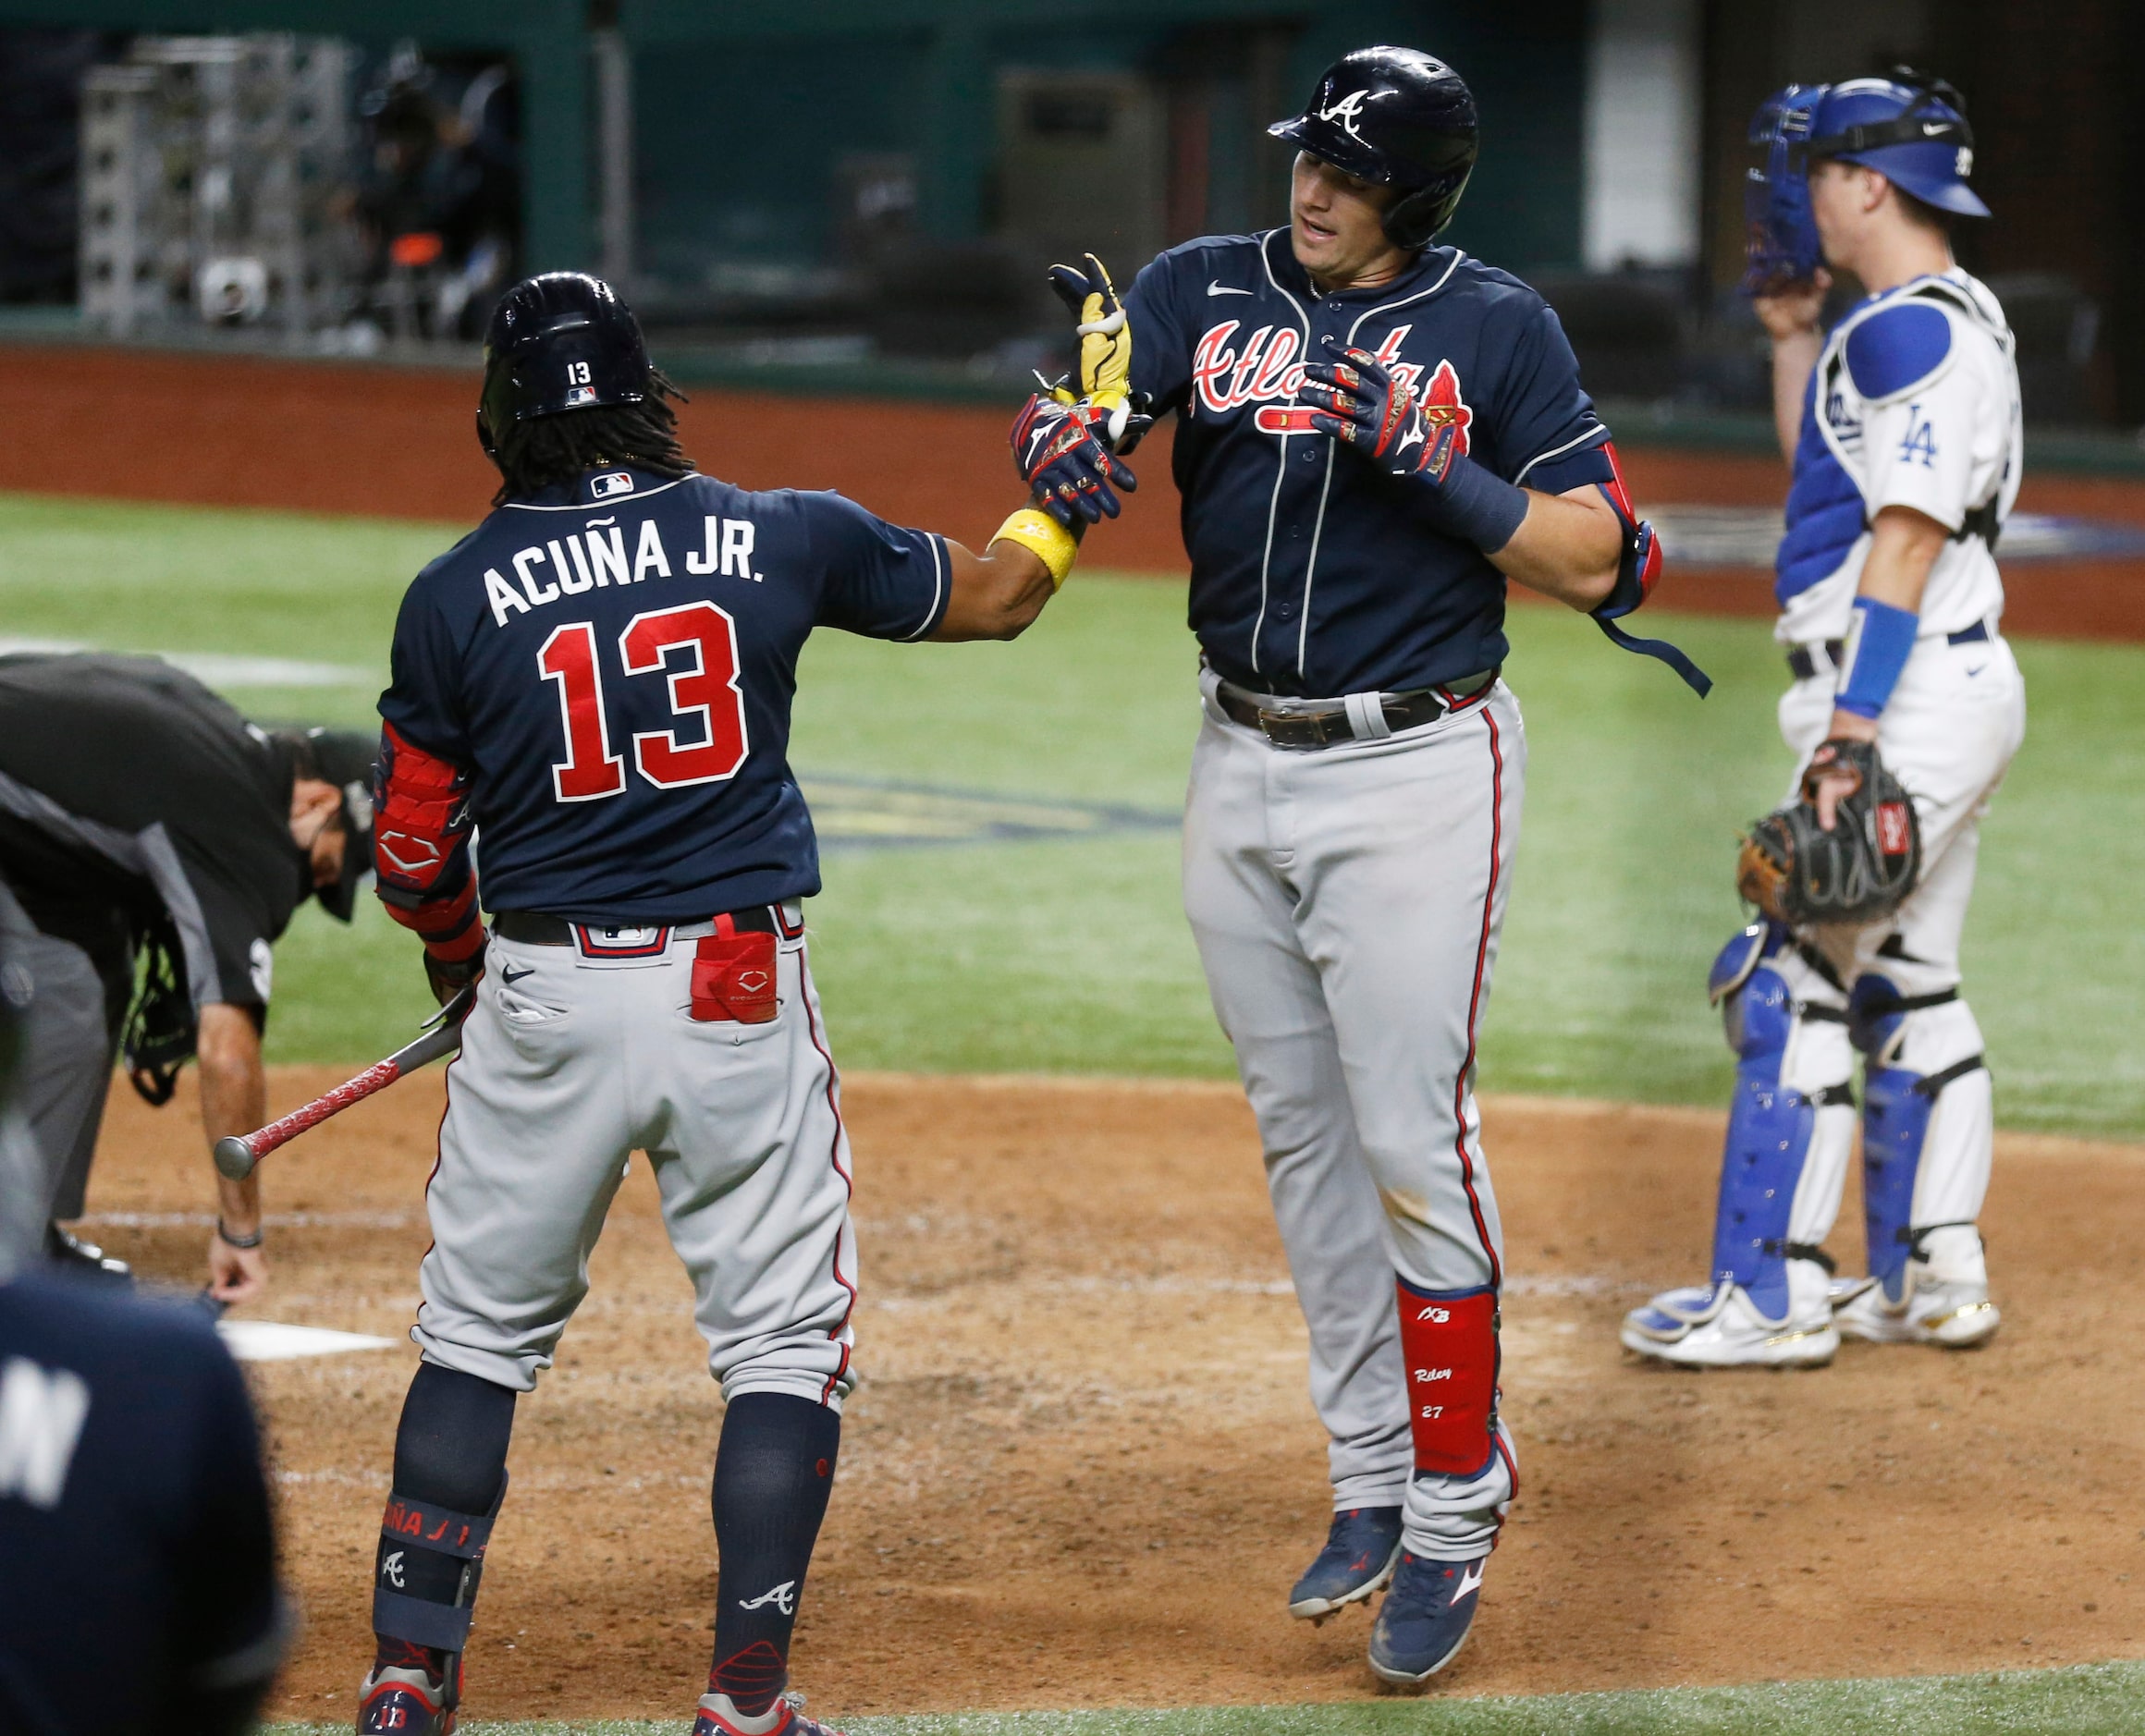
[{"left": 1744, "top": 67, "right": 1986, "bottom": 296}]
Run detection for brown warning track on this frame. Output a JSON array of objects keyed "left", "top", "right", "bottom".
[
  {"left": 4, "top": 341, "right": 2141, "bottom": 641},
  {"left": 81, "top": 1068, "right": 2145, "bottom": 1723}
]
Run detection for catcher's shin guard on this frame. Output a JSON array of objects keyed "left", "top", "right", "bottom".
[
  {"left": 1850, "top": 976, "right": 1992, "bottom": 1300},
  {"left": 372, "top": 1473, "right": 507, "bottom": 1656},
  {"left": 1707, "top": 926, "right": 1856, "bottom": 1317}
]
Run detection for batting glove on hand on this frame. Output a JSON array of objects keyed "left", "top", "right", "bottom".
[
  {"left": 1298, "top": 337, "right": 1460, "bottom": 482},
  {"left": 1045, "top": 251, "right": 1153, "bottom": 456},
  {"left": 1010, "top": 392, "right": 1138, "bottom": 528},
  {"left": 424, "top": 934, "right": 486, "bottom": 1008}
]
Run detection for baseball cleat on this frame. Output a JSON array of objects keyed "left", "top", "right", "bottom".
[
  {"left": 693, "top": 1689, "right": 846, "bottom": 1736},
  {"left": 1289, "top": 1505, "right": 1404, "bottom": 1620},
  {"left": 1621, "top": 1276, "right": 1838, "bottom": 1368},
  {"left": 44, "top": 1222, "right": 131, "bottom": 1282},
  {"left": 357, "top": 1657, "right": 458, "bottom": 1735},
  {"left": 1831, "top": 1274, "right": 2000, "bottom": 1347},
  {"left": 1367, "top": 1550, "right": 1485, "bottom": 1685}
]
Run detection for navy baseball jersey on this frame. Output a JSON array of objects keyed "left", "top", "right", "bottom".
[
  {"left": 0, "top": 1273, "right": 284, "bottom": 1732},
  {"left": 1126, "top": 229, "right": 1617, "bottom": 696},
  {"left": 379, "top": 467, "right": 949, "bottom": 923}
]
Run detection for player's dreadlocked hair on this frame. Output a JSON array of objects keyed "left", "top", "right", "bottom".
[{"left": 489, "top": 368, "right": 694, "bottom": 506}]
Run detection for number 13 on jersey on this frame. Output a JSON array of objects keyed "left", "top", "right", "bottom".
[{"left": 537, "top": 601, "right": 751, "bottom": 801}]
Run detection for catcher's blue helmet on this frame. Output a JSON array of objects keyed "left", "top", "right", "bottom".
[
  {"left": 1808, "top": 71, "right": 1988, "bottom": 218},
  {"left": 478, "top": 272, "right": 652, "bottom": 455},
  {"left": 1743, "top": 67, "right": 1986, "bottom": 294},
  {"left": 1269, "top": 46, "right": 1479, "bottom": 251}
]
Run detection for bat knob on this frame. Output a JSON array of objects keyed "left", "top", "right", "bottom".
[{"left": 213, "top": 1134, "right": 258, "bottom": 1180}]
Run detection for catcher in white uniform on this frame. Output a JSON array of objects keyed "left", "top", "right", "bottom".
[{"left": 1625, "top": 70, "right": 2026, "bottom": 1367}]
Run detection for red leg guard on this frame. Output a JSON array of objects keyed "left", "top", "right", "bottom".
[{"left": 1394, "top": 1278, "right": 1500, "bottom": 1477}]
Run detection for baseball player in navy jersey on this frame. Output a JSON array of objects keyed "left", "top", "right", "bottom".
[
  {"left": 352, "top": 273, "right": 1103, "bottom": 1736},
  {"left": 1029, "top": 46, "right": 1702, "bottom": 1684},
  {"left": 1624, "top": 73, "right": 2024, "bottom": 1369}
]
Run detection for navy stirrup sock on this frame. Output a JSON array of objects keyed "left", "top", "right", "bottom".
[{"left": 708, "top": 1392, "right": 842, "bottom": 1717}]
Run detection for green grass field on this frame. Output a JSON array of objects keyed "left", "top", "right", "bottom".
[
  {"left": 257, "top": 1659, "right": 2145, "bottom": 1735},
  {"left": 4, "top": 490, "right": 2141, "bottom": 1137}
]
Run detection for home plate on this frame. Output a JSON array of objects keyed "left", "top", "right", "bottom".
[{"left": 218, "top": 1319, "right": 398, "bottom": 1363}]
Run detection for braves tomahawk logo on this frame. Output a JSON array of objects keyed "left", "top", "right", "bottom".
[
  {"left": 1318, "top": 88, "right": 1370, "bottom": 138},
  {"left": 1192, "top": 321, "right": 1475, "bottom": 458}
]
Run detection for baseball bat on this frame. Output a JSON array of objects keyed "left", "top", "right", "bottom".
[{"left": 213, "top": 984, "right": 477, "bottom": 1181}]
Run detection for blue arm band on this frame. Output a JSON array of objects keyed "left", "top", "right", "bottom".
[
  {"left": 1834, "top": 596, "right": 1918, "bottom": 718},
  {"left": 1415, "top": 451, "right": 1530, "bottom": 554}
]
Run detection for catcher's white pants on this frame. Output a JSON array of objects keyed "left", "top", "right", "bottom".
[
  {"left": 1775, "top": 628, "right": 2027, "bottom": 1283},
  {"left": 1183, "top": 674, "right": 1523, "bottom": 1559},
  {"left": 412, "top": 919, "right": 859, "bottom": 1407}
]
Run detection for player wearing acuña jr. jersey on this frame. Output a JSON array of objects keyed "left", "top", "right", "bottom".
[
  {"left": 1624, "top": 72, "right": 2024, "bottom": 1369},
  {"left": 1032, "top": 46, "right": 1705, "bottom": 1686},
  {"left": 351, "top": 273, "right": 1107, "bottom": 1736}
]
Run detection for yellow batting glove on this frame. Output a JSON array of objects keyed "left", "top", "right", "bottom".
[{"left": 1046, "top": 252, "right": 1150, "bottom": 451}]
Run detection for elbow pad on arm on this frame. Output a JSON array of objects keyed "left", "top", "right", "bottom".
[
  {"left": 374, "top": 723, "right": 483, "bottom": 960},
  {"left": 1587, "top": 453, "right": 1712, "bottom": 697}
]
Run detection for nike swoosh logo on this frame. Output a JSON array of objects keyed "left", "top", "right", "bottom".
[
  {"left": 1965, "top": 663, "right": 1987, "bottom": 677},
  {"left": 1922, "top": 121, "right": 1948, "bottom": 136},
  {"left": 500, "top": 966, "right": 536, "bottom": 986},
  {"left": 1207, "top": 281, "right": 1253, "bottom": 297},
  {"left": 1455, "top": 1559, "right": 1486, "bottom": 1601}
]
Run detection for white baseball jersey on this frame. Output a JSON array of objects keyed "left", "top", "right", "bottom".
[{"left": 1774, "top": 268, "right": 2022, "bottom": 647}]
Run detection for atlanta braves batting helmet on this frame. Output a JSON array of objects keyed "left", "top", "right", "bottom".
[
  {"left": 478, "top": 272, "right": 653, "bottom": 456},
  {"left": 1808, "top": 69, "right": 1988, "bottom": 217},
  {"left": 1269, "top": 46, "right": 1479, "bottom": 251}
]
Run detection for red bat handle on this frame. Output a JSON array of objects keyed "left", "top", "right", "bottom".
[
  {"left": 244, "top": 1057, "right": 406, "bottom": 1161},
  {"left": 212, "top": 985, "right": 475, "bottom": 1180}
]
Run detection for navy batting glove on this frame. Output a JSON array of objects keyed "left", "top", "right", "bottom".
[
  {"left": 1010, "top": 392, "right": 1138, "bottom": 528},
  {"left": 1298, "top": 339, "right": 1459, "bottom": 481},
  {"left": 1298, "top": 337, "right": 1527, "bottom": 554}
]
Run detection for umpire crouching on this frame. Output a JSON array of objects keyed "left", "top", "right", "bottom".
[{"left": 0, "top": 652, "right": 375, "bottom": 1302}]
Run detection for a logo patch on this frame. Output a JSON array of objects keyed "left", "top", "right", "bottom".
[
  {"left": 564, "top": 385, "right": 598, "bottom": 408},
  {"left": 591, "top": 471, "right": 635, "bottom": 499},
  {"left": 1317, "top": 88, "right": 1371, "bottom": 138},
  {"left": 1877, "top": 801, "right": 1913, "bottom": 858}
]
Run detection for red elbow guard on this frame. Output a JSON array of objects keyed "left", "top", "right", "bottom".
[{"left": 374, "top": 723, "right": 477, "bottom": 947}]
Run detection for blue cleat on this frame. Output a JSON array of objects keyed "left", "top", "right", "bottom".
[
  {"left": 1367, "top": 1550, "right": 1485, "bottom": 1684},
  {"left": 1287, "top": 1505, "right": 1403, "bottom": 1621}
]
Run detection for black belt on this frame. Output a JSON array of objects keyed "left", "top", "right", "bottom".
[
  {"left": 494, "top": 906, "right": 778, "bottom": 947},
  {"left": 1215, "top": 669, "right": 1497, "bottom": 750},
  {"left": 1787, "top": 619, "right": 1989, "bottom": 682}
]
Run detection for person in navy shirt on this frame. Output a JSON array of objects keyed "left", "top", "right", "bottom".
[
  {"left": 1027, "top": 46, "right": 1697, "bottom": 1688},
  {"left": 355, "top": 273, "right": 1093, "bottom": 1736},
  {"left": 0, "top": 1270, "right": 288, "bottom": 1734}
]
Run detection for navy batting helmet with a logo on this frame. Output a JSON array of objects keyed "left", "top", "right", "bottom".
[
  {"left": 478, "top": 272, "right": 653, "bottom": 456},
  {"left": 1269, "top": 46, "right": 1479, "bottom": 251}
]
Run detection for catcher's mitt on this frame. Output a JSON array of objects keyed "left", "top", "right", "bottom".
[{"left": 1736, "top": 738, "right": 1920, "bottom": 927}]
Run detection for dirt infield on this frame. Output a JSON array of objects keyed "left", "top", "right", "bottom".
[
  {"left": 5, "top": 341, "right": 2144, "bottom": 640},
  {"left": 80, "top": 1069, "right": 2145, "bottom": 1723}
]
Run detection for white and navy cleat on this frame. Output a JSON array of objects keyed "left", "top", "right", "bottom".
[
  {"left": 1288, "top": 1505, "right": 1404, "bottom": 1622},
  {"left": 1367, "top": 1551, "right": 1486, "bottom": 1685},
  {"left": 1621, "top": 1274, "right": 1839, "bottom": 1368}
]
